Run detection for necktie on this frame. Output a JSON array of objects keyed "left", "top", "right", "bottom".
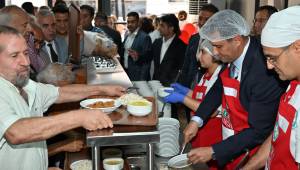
[
  {"left": 47, "top": 43, "right": 58, "bottom": 63},
  {"left": 230, "top": 64, "right": 238, "bottom": 79}
]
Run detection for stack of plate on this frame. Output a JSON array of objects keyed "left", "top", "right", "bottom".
[
  {"left": 132, "top": 81, "right": 154, "bottom": 97},
  {"left": 155, "top": 118, "right": 180, "bottom": 157}
]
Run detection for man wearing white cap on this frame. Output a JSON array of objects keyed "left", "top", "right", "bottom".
[
  {"left": 183, "top": 9, "right": 286, "bottom": 169},
  {"left": 242, "top": 6, "right": 300, "bottom": 170}
]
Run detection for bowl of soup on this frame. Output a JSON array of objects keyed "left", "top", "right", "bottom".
[
  {"left": 103, "top": 158, "right": 124, "bottom": 170},
  {"left": 127, "top": 100, "right": 152, "bottom": 116}
]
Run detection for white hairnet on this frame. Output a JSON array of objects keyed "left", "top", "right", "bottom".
[
  {"left": 261, "top": 6, "right": 300, "bottom": 48},
  {"left": 200, "top": 10, "right": 250, "bottom": 42},
  {"left": 200, "top": 39, "right": 213, "bottom": 56}
]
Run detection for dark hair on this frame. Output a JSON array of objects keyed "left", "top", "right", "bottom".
[
  {"left": 80, "top": 5, "right": 95, "bottom": 18},
  {"left": 52, "top": 4, "right": 69, "bottom": 14},
  {"left": 127, "top": 11, "right": 139, "bottom": 21},
  {"left": 201, "top": 4, "right": 219, "bottom": 14},
  {"left": 0, "top": 25, "right": 22, "bottom": 53},
  {"left": 21, "top": 2, "right": 34, "bottom": 15},
  {"left": 160, "top": 14, "right": 180, "bottom": 36},
  {"left": 95, "top": 12, "right": 108, "bottom": 22},
  {"left": 256, "top": 5, "right": 278, "bottom": 17},
  {"left": 54, "top": 0, "right": 67, "bottom": 7},
  {"left": 140, "top": 17, "right": 154, "bottom": 34},
  {"left": 178, "top": 10, "right": 187, "bottom": 20}
]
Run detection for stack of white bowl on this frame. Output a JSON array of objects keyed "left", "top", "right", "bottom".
[
  {"left": 155, "top": 118, "right": 180, "bottom": 157},
  {"left": 132, "top": 81, "right": 154, "bottom": 97}
]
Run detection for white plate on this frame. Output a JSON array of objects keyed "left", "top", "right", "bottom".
[
  {"left": 168, "top": 154, "right": 192, "bottom": 168},
  {"left": 70, "top": 159, "right": 92, "bottom": 170},
  {"left": 80, "top": 98, "right": 121, "bottom": 113}
]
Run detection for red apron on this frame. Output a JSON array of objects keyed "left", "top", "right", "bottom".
[
  {"left": 191, "top": 72, "right": 222, "bottom": 170},
  {"left": 220, "top": 67, "right": 258, "bottom": 170},
  {"left": 266, "top": 81, "right": 299, "bottom": 170}
]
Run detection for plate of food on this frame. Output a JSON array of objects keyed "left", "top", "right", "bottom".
[{"left": 80, "top": 98, "right": 121, "bottom": 113}]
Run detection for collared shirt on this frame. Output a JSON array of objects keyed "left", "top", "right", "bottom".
[
  {"left": 0, "top": 77, "right": 59, "bottom": 170},
  {"left": 45, "top": 40, "right": 58, "bottom": 63},
  {"left": 123, "top": 28, "right": 139, "bottom": 68},
  {"left": 160, "top": 35, "right": 175, "bottom": 63},
  {"left": 191, "top": 37, "right": 251, "bottom": 127}
]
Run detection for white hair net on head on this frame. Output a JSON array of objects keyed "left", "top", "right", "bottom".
[
  {"left": 261, "top": 6, "right": 300, "bottom": 48},
  {"left": 200, "top": 39, "right": 214, "bottom": 56},
  {"left": 200, "top": 9, "right": 250, "bottom": 42}
]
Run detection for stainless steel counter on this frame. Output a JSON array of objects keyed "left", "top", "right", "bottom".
[
  {"left": 85, "top": 59, "right": 159, "bottom": 170},
  {"left": 86, "top": 58, "right": 133, "bottom": 88}
]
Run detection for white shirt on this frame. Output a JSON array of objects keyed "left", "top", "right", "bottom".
[
  {"left": 123, "top": 28, "right": 139, "bottom": 68},
  {"left": 160, "top": 35, "right": 175, "bottom": 63},
  {"left": 0, "top": 77, "right": 59, "bottom": 170},
  {"left": 45, "top": 40, "right": 58, "bottom": 63},
  {"left": 149, "top": 29, "right": 161, "bottom": 43}
]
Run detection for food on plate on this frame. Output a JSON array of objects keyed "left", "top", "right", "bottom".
[
  {"left": 129, "top": 100, "right": 149, "bottom": 106},
  {"left": 70, "top": 159, "right": 92, "bottom": 170},
  {"left": 87, "top": 101, "right": 114, "bottom": 108},
  {"left": 117, "top": 93, "right": 146, "bottom": 105}
]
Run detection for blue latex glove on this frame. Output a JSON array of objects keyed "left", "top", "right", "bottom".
[
  {"left": 163, "top": 90, "right": 185, "bottom": 103},
  {"left": 171, "top": 83, "right": 189, "bottom": 95}
]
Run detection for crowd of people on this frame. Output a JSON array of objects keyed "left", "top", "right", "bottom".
[{"left": 0, "top": 0, "right": 299, "bottom": 169}]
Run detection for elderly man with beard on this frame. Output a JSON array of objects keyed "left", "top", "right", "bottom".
[{"left": 0, "top": 25, "right": 125, "bottom": 170}]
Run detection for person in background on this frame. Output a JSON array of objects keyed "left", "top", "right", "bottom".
[
  {"left": 163, "top": 39, "right": 223, "bottom": 170},
  {"left": 149, "top": 16, "right": 161, "bottom": 43},
  {"left": 179, "top": 4, "right": 219, "bottom": 121},
  {"left": 52, "top": 4, "right": 69, "bottom": 44},
  {"left": 140, "top": 17, "right": 154, "bottom": 34},
  {"left": 0, "top": 25, "right": 125, "bottom": 170},
  {"left": 251, "top": 5, "right": 278, "bottom": 40},
  {"left": 121, "top": 11, "right": 152, "bottom": 81},
  {"left": 94, "top": 12, "right": 123, "bottom": 56},
  {"left": 21, "top": 2, "right": 35, "bottom": 15},
  {"left": 152, "top": 13, "right": 186, "bottom": 86},
  {"left": 36, "top": 9, "right": 69, "bottom": 64},
  {"left": 80, "top": 5, "right": 105, "bottom": 35},
  {"left": 183, "top": 10, "right": 286, "bottom": 169},
  {"left": 242, "top": 6, "right": 300, "bottom": 170},
  {"left": 178, "top": 10, "right": 188, "bottom": 30}
]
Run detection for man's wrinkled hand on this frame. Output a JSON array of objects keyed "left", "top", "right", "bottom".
[
  {"left": 183, "top": 121, "right": 199, "bottom": 144},
  {"left": 80, "top": 109, "right": 113, "bottom": 131},
  {"left": 102, "top": 85, "right": 126, "bottom": 97},
  {"left": 188, "top": 147, "right": 214, "bottom": 164}
]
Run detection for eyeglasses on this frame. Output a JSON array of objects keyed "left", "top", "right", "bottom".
[{"left": 265, "top": 46, "right": 289, "bottom": 65}]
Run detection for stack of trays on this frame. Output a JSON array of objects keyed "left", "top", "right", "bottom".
[{"left": 155, "top": 118, "right": 180, "bottom": 157}]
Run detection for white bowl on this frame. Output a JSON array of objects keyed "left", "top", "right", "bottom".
[
  {"left": 103, "top": 158, "right": 124, "bottom": 170},
  {"left": 70, "top": 159, "right": 92, "bottom": 170},
  {"left": 158, "top": 87, "right": 174, "bottom": 98},
  {"left": 127, "top": 100, "right": 152, "bottom": 116},
  {"left": 80, "top": 98, "right": 121, "bottom": 113}
]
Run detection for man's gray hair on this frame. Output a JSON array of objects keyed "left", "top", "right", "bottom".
[
  {"left": 0, "top": 13, "right": 12, "bottom": 25},
  {"left": 37, "top": 9, "right": 54, "bottom": 18}
]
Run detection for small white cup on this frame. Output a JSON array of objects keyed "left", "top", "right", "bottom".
[
  {"left": 103, "top": 158, "right": 124, "bottom": 170},
  {"left": 158, "top": 87, "right": 174, "bottom": 98}
]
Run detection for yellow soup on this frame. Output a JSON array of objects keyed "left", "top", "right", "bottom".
[{"left": 130, "top": 101, "right": 148, "bottom": 106}]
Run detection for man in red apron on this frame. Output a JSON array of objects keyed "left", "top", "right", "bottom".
[
  {"left": 242, "top": 6, "right": 300, "bottom": 170},
  {"left": 183, "top": 10, "right": 286, "bottom": 169}
]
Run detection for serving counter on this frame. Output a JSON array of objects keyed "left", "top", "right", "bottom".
[{"left": 58, "top": 60, "right": 159, "bottom": 170}]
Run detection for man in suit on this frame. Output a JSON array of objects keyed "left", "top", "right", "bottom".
[
  {"left": 121, "top": 12, "right": 152, "bottom": 81},
  {"left": 183, "top": 10, "right": 286, "bottom": 169},
  {"left": 37, "top": 9, "right": 69, "bottom": 65},
  {"left": 152, "top": 14, "right": 186, "bottom": 86},
  {"left": 94, "top": 12, "right": 123, "bottom": 56}
]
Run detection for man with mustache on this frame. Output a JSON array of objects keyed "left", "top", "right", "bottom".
[{"left": 0, "top": 25, "right": 125, "bottom": 170}]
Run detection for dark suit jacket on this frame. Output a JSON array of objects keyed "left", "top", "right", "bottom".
[
  {"left": 195, "top": 37, "right": 287, "bottom": 167},
  {"left": 121, "top": 29, "right": 152, "bottom": 81},
  {"left": 152, "top": 36, "right": 187, "bottom": 86},
  {"left": 179, "top": 33, "right": 202, "bottom": 87},
  {"left": 99, "top": 25, "right": 123, "bottom": 56}
]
